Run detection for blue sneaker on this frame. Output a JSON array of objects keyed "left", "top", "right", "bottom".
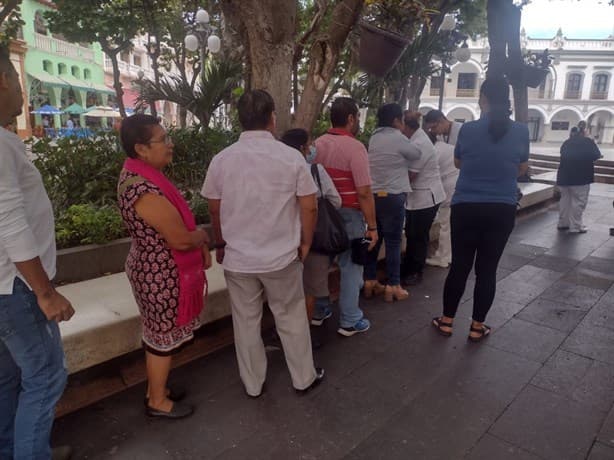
[
  {"left": 337, "top": 318, "right": 371, "bottom": 337},
  {"left": 311, "top": 306, "right": 333, "bottom": 326}
]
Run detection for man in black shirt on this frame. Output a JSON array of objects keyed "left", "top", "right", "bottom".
[{"left": 556, "top": 127, "right": 602, "bottom": 233}]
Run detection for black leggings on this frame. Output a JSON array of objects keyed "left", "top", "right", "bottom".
[{"left": 443, "top": 203, "right": 516, "bottom": 323}]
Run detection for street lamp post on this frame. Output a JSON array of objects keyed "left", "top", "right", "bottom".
[
  {"left": 437, "top": 14, "right": 471, "bottom": 110},
  {"left": 184, "top": 9, "right": 221, "bottom": 82}
]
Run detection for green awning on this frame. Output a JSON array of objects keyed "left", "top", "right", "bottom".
[
  {"left": 58, "top": 75, "right": 115, "bottom": 95},
  {"left": 28, "top": 72, "right": 68, "bottom": 88}
]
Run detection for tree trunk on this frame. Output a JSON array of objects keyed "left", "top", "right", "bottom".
[
  {"left": 512, "top": 84, "right": 528, "bottom": 123},
  {"left": 220, "top": 0, "right": 297, "bottom": 135},
  {"left": 406, "top": 74, "right": 427, "bottom": 111},
  {"left": 486, "top": 0, "right": 507, "bottom": 79},
  {"left": 106, "top": 50, "right": 127, "bottom": 118},
  {"left": 293, "top": 0, "right": 363, "bottom": 133}
]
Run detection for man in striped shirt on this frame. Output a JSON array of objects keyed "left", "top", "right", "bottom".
[{"left": 314, "top": 97, "right": 378, "bottom": 336}]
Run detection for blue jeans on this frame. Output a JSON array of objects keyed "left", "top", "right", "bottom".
[
  {"left": 365, "top": 193, "right": 407, "bottom": 286},
  {"left": 0, "top": 278, "right": 67, "bottom": 460},
  {"left": 337, "top": 208, "right": 367, "bottom": 328}
]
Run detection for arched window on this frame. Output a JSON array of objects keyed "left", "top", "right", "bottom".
[
  {"left": 57, "top": 63, "right": 67, "bottom": 75},
  {"left": 43, "top": 60, "right": 54, "bottom": 74},
  {"left": 591, "top": 74, "right": 609, "bottom": 99},
  {"left": 83, "top": 69, "right": 91, "bottom": 80},
  {"left": 34, "top": 11, "right": 47, "bottom": 35},
  {"left": 71, "top": 66, "right": 80, "bottom": 78},
  {"left": 565, "top": 73, "right": 583, "bottom": 99}
]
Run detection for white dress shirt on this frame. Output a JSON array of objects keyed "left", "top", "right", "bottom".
[
  {"left": 406, "top": 129, "right": 446, "bottom": 210},
  {"left": 0, "top": 128, "right": 56, "bottom": 294},
  {"left": 446, "top": 121, "right": 463, "bottom": 146},
  {"left": 202, "top": 131, "right": 318, "bottom": 273},
  {"left": 435, "top": 141, "right": 459, "bottom": 207}
]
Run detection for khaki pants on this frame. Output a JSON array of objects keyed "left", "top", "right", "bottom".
[
  {"left": 558, "top": 184, "right": 590, "bottom": 232},
  {"left": 224, "top": 259, "right": 316, "bottom": 396}
]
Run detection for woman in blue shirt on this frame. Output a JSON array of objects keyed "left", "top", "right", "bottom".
[{"left": 432, "top": 77, "right": 529, "bottom": 342}]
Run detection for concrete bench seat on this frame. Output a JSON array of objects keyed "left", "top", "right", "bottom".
[
  {"left": 518, "top": 182, "right": 554, "bottom": 209},
  {"left": 57, "top": 251, "right": 230, "bottom": 374},
  {"left": 531, "top": 171, "right": 557, "bottom": 185}
]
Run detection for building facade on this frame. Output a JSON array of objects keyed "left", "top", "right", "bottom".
[{"left": 419, "top": 30, "right": 614, "bottom": 145}]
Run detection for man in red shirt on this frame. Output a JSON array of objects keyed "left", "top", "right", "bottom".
[{"left": 314, "top": 97, "right": 378, "bottom": 336}]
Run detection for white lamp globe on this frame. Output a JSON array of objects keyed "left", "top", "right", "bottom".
[
  {"left": 207, "top": 35, "right": 221, "bottom": 54},
  {"left": 440, "top": 14, "right": 456, "bottom": 32},
  {"left": 454, "top": 45, "right": 471, "bottom": 63},
  {"left": 196, "top": 9, "right": 210, "bottom": 24},
  {"left": 184, "top": 34, "right": 199, "bottom": 52}
]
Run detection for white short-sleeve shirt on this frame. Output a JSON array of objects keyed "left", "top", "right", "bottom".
[
  {"left": 405, "top": 129, "right": 446, "bottom": 210},
  {"left": 201, "top": 130, "right": 317, "bottom": 273}
]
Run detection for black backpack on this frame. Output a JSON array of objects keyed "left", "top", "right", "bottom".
[{"left": 310, "top": 164, "right": 350, "bottom": 255}]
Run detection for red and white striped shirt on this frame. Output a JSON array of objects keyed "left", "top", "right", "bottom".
[{"left": 314, "top": 129, "right": 372, "bottom": 209}]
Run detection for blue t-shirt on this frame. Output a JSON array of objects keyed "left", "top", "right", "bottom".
[{"left": 452, "top": 116, "right": 529, "bottom": 206}]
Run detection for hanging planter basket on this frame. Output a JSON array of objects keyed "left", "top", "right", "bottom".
[
  {"left": 523, "top": 65, "right": 549, "bottom": 88},
  {"left": 358, "top": 23, "right": 411, "bottom": 78}
]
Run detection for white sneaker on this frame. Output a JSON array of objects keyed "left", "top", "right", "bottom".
[
  {"left": 426, "top": 257, "right": 449, "bottom": 268},
  {"left": 568, "top": 226, "right": 587, "bottom": 234}
]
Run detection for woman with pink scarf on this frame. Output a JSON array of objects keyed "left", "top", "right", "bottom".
[{"left": 117, "top": 115, "right": 211, "bottom": 419}]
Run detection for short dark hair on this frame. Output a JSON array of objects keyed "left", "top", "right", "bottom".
[
  {"left": 403, "top": 111, "right": 421, "bottom": 130},
  {"left": 423, "top": 109, "right": 446, "bottom": 125},
  {"left": 237, "top": 89, "right": 275, "bottom": 130},
  {"left": 330, "top": 97, "right": 358, "bottom": 128},
  {"left": 120, "top": 114, "right": 159, "bottom": 158},
  {"left": 0, "top": 46, "right": 15, "bottom": 75},
  {"left": 376, "top": 103, "right": 403, "bottom": 128},
  {"left": 281, "top": 128, "right": 309, "bottom": 152}
]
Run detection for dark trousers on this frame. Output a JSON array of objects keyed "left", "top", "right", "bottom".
[
  {"left": 443, "top": 203, "right": 516, "bottom": 323},
  {"left": 403, "top": 204, "right": 440, "bottom": 276}
]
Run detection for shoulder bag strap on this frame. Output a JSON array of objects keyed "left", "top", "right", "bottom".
[{"left": 310, "top": 163, "right": 323, "bottom": 191}]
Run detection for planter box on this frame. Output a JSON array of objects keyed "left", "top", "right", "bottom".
[{"left": 55, "top": 224, "right": 215, "bottom": 284}]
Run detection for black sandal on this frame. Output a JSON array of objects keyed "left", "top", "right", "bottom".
[
  {"left": 432, "top": 317, "right": 453, "bottom": 337},
  {"left": 468, "top": 324, "right": 491, "bottom": 343}
]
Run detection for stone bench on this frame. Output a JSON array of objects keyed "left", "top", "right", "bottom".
[
  {"left": 517, "top": 182, "right": 555, "bottom": 209},
  {"left": 57, "top": 250, "right": 230, "bottom": 374}
]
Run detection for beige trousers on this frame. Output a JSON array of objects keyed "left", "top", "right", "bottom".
[{"left": 224, "top": 259, "right": 316, "bottom": 396}]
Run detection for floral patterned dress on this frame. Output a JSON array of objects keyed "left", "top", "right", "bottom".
[{"left": 117, "top": 169, "right": 200, "bottom": 354}]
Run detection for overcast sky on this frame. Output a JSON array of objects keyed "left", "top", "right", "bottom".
[{"left": 521, "top": 0, "right": 614, "bottom": 39}]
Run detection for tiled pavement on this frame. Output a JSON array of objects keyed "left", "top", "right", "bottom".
[{"left": 52, "top": 184, "right": 614, "bottom": 460}]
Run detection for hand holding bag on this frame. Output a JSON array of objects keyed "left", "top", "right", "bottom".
[{"left": 310, "top": 164, "right": 350, "bottom": 255}]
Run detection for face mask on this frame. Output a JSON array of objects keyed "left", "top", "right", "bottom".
[{"left": 306, "top": 145, "right": 317, "bottom": 163}]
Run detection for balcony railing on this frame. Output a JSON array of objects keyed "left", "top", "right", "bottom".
[
  {"left": 34, "top": 33, "right": 95, "bottom": 61},
  {"left": 429, "top": 86, "right": 441, "bottom": 97},
  {"left": 104, "top": 58, "right": 155, "bottom": 80},
  {"left": 591, "top": 91, "right": 608, "bottom": 100},
  {"left": 565, "top": 90, "right": 582, "bottom": 99},
  {"left": 456, "top": 88, "right": 476, "bottom": 98}
]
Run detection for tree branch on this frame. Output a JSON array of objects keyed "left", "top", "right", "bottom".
[{"left": 0, "top": 0, "right": 20, "bottom": 28}]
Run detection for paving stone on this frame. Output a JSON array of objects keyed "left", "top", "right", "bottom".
[
  {"left": 597, "top": 407, "right": 614, "bottom": 448},
  {"left": 344, "top": 347, "right": 539, "bottom": 460},
  {"left": 578, "top": 256, "right": 614, "bottom": 277},
  {"left": 582, "top": 301, "right": 614, "bottom": 332},
  {"left": 587, "top": 442, "right": 614, "bottom": 460},
  {"left": 517, "top": 298, "right": 587, "bottom": 332},
  {"left": 498, "top": 253, "right": 533, "bottom": 271},
  {"left": 503, "top": 265, "right": 564, "bottom": 290},
  {"left": 528, "top": 254, "right": 580, "bottom": 273},
  {"left": 489, "top": 385, "right": 605, "bottom": 460},
  {"left": 539, "top": 281, "right": 605, "bottom": 310},
  {"left": 466, "top": 434, "right": 542, "bottom": 460},
  {"left": 487, "top": 318, "right": 567, "bottom": 363},
  {"left": 563, "top": 323, "right": 614, "bottom": 366},
  {"left": 531, "top": 350, "right": 614, "bottom": 409},
  {"left": 503, "top": 243, "right": 549, "bottom": 259},
  {"left": 560, "top": 268, "right": 614, "bottom": 291},
  {"left": 546, "top": 242, "right": 601, "bottom": 261},
  {"left": 495, "top": 278, "right": 547, "bottom": 305}
]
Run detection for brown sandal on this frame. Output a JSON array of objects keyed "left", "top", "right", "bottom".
[
  {"left": 468, "top": 324, "right": 491, "bottom": 343},
  {"left": 432, "top": 317, "right": 453, "bottom": 337}
]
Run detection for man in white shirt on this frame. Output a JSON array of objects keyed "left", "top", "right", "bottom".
[
  {"left": 423, "top": 109, "right": 463, "bottom": 146},
  {"left": 402, "top": 111, "right": 445, "bottom": 286},
  {"left": 0, "top": 47, "right": 74, "bottom": 460},
  {"left": 202, "top": 90, "right": 324, "bottom": 398}
]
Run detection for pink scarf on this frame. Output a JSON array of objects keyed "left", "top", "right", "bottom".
[{"left": 123, "top": 158, "right": 206, "bottom": 326}]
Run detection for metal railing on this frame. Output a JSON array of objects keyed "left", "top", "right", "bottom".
[
  {"left": 564, "top": 90, "right": 582, "bottom": 99},
  {"left": 590, "top": 91, "right": 608, "bottom": 100},
  {"left": 34, "top": 33, "right": 95, "bottom": 61},
  {"left": 456, "top": 88, "right": 476, "bottom": 98}
]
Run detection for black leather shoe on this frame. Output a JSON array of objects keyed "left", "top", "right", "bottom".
[
  {"left": 402, "top": 273, "right": 423, "bottom": 286},
  {"left": 295, "top": 368, "right": 325, "bottom": 395},
  {"left": 143, "top": 386, "right": 187, "bottom": 407},
  {"left": 52, "top": 445, "right": 73, "bottom": 460},
  {"left": 146, "top": 402, "right": 194, "bottom": 419}
]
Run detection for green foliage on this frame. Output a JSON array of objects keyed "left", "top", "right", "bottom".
[
  {"left": 55, "top": 204, "right": 125, "bottom": 249},
  {"left": 31, "top": 132, "right": 125, "bottom": 213},
  {"left": 0, "top": 1, "right": 25, "bottom": 46}
]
